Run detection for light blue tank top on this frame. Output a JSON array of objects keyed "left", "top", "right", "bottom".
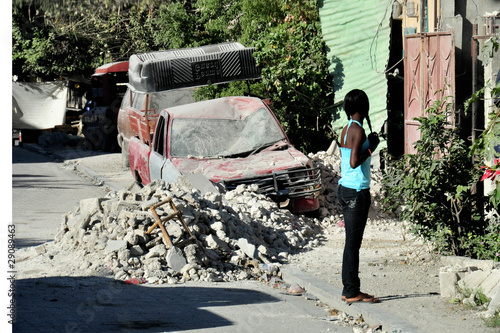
[{"left": 338, "top": 119, "right": 371, "bottom": 191}]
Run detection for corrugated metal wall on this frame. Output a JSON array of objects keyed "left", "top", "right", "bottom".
[{"left": 318, "top": 0, "right": 392, "bottom": 144}]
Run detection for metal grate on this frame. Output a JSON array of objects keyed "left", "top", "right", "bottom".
[{"left": 221, "top": 167, "right": 322, "bottom": 204}]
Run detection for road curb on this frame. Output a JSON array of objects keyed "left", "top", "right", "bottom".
[
  {"left": 280, "top": 267, "right": 426, "bottom": 333},
  {"left": 74, "top": 163, "right": 124, "bottom": 192},
  {"left": 21, "top": 143, "right": 124, "bottom": 192}
]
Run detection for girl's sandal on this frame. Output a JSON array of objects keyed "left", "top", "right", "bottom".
[{"left": 344, "top": 293, "right": 380, "bottom": 304}]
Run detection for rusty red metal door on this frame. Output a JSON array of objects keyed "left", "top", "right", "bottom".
[{"left": 404, "top": 31, "right": 455, "bottom": 154}]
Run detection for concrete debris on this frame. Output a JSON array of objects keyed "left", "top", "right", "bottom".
[
  {"left": 327, "top": 311, "right": 376, "bottom": 331},
  {"left": 288, "top": 283, "right": 305, "bottom": 294},
  {"left": 38, "top": 151, "right": 393, "bottom": 285},
  {"left": 439, "top": 255, "right": 500, "bottom": 315}
]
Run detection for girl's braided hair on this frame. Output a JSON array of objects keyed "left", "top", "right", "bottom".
[{"left": 344, "top": 89, "right": 372, "bottom": 133}]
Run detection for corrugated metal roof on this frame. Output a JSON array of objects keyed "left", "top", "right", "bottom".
[{"left": 319, "top": 0, "right": 392, "bottom": 145}]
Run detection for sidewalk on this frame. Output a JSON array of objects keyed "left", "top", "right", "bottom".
[
  {"left": 281, "top": 267, "right": 426, "bottom": 333},
  {"left": 23, "top": 141, "right": 134, "bottom": 192},
  {"left": 22, "top": 141, "right": 500, "bottom": 333}
]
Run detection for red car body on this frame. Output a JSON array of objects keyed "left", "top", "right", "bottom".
[{"left": 129, "top": 96, "right": 321, "bottom": 214}]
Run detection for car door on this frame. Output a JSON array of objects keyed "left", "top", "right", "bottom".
[
  {"left": 149, "top": 113, "right": 182, "bottom": 183},
  {"left": 149, "top": 115, "right": 167, "bottom": 181}
]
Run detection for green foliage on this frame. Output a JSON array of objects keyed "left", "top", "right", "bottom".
[
  {"left": 195, "top": 0, "right": 243, "bottom": 42},
  {"left": 194, "top": 81, "right": 268, "bottom": 101},
  {"left": 465, "top": 210, "right": 500, "bottom": 261},
  {"left": 381, "top": 96, "right": 482, "bottom": 256},
  {"left": 13, "top": 0, "right": 335, "bottom": 152},
  {"left": 252, "top": 5, "right": 335, "bottom": 152},
  {"left": 456, "top": 38, "right": 500, "bottom": 262},
  {"left": 12, "top": 6, "right": 101, "bottom": 79},
  {"left": 484, "top": 311, "right": 500, "bottom": 328},
  {"left": 451, "top": 283, "right": 500, "bottom": 328},
  {"left": 452, "top": 284, "right": 490, "bottom": 309},
  {"left": 466, "top": 80, "right": 500, "bottom": 211},
  {"left": 153, "top": 2, "right": 203, "bottom": 49}
]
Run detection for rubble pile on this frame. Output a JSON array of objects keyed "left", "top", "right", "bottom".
[
  {"left": 48, "top": 150, "right": 388, "bottom": 285},
  {"left": 309, "top": 148, "right": 390, "bottom": 220},
  {"left": 309, "top": 150, "right": 342, "bottom": 218},
  {"left": 52, "top": 185, "right": 327, "bottom": 284}
]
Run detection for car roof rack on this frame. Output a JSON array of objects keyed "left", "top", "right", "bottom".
[{"left": 129, "top": 42, "right": 261, "bottom": 92}]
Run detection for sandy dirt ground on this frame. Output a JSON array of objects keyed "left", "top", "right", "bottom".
[{"left": 287, "top": 217, "right": 499, "bottom": 333}]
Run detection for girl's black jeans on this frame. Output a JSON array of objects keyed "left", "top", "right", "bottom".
[{"left": 337, "top": 184, "right": 371, "bottom": 298}]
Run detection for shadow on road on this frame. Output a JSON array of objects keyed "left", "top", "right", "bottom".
[
  {"left": 14, "top": 276, "right": 280, "bottom": 332},
  {"left": 12, "top": 144, "right": 115, "bottom": 165},
  {"left": 15, "top": 238, "right": 51, "bottom": 249},
  {"left": 378, "top": 292, "right": 440, "bottom": 302}
]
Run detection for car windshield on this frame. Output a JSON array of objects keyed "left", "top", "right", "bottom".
[{"left": 169, "top": 107, "right": 286, "bottom": 158}]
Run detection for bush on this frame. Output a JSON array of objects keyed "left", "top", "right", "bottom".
[
  {"left": 381, "top": 96, "right": 483, "bottom": 256},
  {"left": 466, "top": 210, "right": 500, "bottom": 261}
]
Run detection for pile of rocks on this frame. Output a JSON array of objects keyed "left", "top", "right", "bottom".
[
  {"left": 48, "top": 149, "right": 388, "bottom": 285},
  {"left": 308, "top": 148, "right": 389, "bottom": 220}
]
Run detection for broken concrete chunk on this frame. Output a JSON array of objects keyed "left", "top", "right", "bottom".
[
  {"left": 47, "top": 146, "right": 371, "bottom": 285},
  {"left": 67, "top": 214, "right": 91, "bottom": 231},
  {"left": 145, "top": 244, "right": 167, "bottom": 259},
  {"left": 166, "top": 246, "right": 187, "bottom": 272},
  {"left": 166, "top": 221, "right": 183, "bottom": 239},
  {"left": 79, "top": 197, "right": 105, "bottom": 216},
  {"left": 130, "top": 245, "right": 145, "bottom": 257},
  {"left": 238, "top": 238, "right": 257, "bottom": 259},
  {"left": 124, "top": 231, "right": 139, "bottom": 246},
  {"left": 180, "top": 263, "right": 200, "bottom": 275},
  {"left": 288, "top": 283, "right": 305, "bottom": 294},
  {"left": 439, "top": 267, "right": 460, "bottom": 298},
  {"left": 141, "top": 197, "right": 160, "bottom": 211},
  {"left": 210, "top": 221, "right": 225, "bottom": 231},
  {"left": 134, "top": 229, "right": 149, "bottom": 245},
  {"left": 205, "top": 234, "right": 231, "bottom": 253},
  {"left": 105, "top": 240, "right": 128, "bottom": 253},
  {"left": 117, "top": 248, "right": 130, "bottom": 263}
]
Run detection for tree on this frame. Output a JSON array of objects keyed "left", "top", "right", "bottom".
[
  {"left": 253, "top": 11, "right": 335, "bottom": 152},
  {"left": 12, "top": 4, "right": 101, "bottom": 80},
  {"left": 382, "top": 96, "right": 481, "bottom": 256},
  {"left": 13, "top": 0, "right": 335, "bottom": 152},
  {"left": 193, "top": 0, "right": 336, "bottom": 152},
  {"left": 12, "top": 0, "right": 156, "bottom": 79}
]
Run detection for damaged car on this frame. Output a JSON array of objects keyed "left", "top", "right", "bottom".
[{"left": 128, "top": 96, "right": 322, "bottom": 214}]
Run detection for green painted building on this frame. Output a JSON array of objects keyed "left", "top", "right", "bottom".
[{"left": 318, "top": 0, "right": 392, "bottom": 149}]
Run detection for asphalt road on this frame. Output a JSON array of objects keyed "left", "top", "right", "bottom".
[
  {"left": 12, "top": 146, "right": 108, "bottom": 248},
  {"left": 14, "top": 276, "right": 349, "bottom": 333}
]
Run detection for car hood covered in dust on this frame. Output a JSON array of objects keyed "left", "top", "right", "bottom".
[{"left": 171, "top": 143, "right": 310, "bottom": 183}]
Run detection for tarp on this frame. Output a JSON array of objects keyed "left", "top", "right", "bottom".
[{"left": 12, "top": 81, "right": 68, "bottom": 130}]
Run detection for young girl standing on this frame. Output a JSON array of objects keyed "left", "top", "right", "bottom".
[{"left": 337, "top": 89, "right": 380, "bottom": 303}]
